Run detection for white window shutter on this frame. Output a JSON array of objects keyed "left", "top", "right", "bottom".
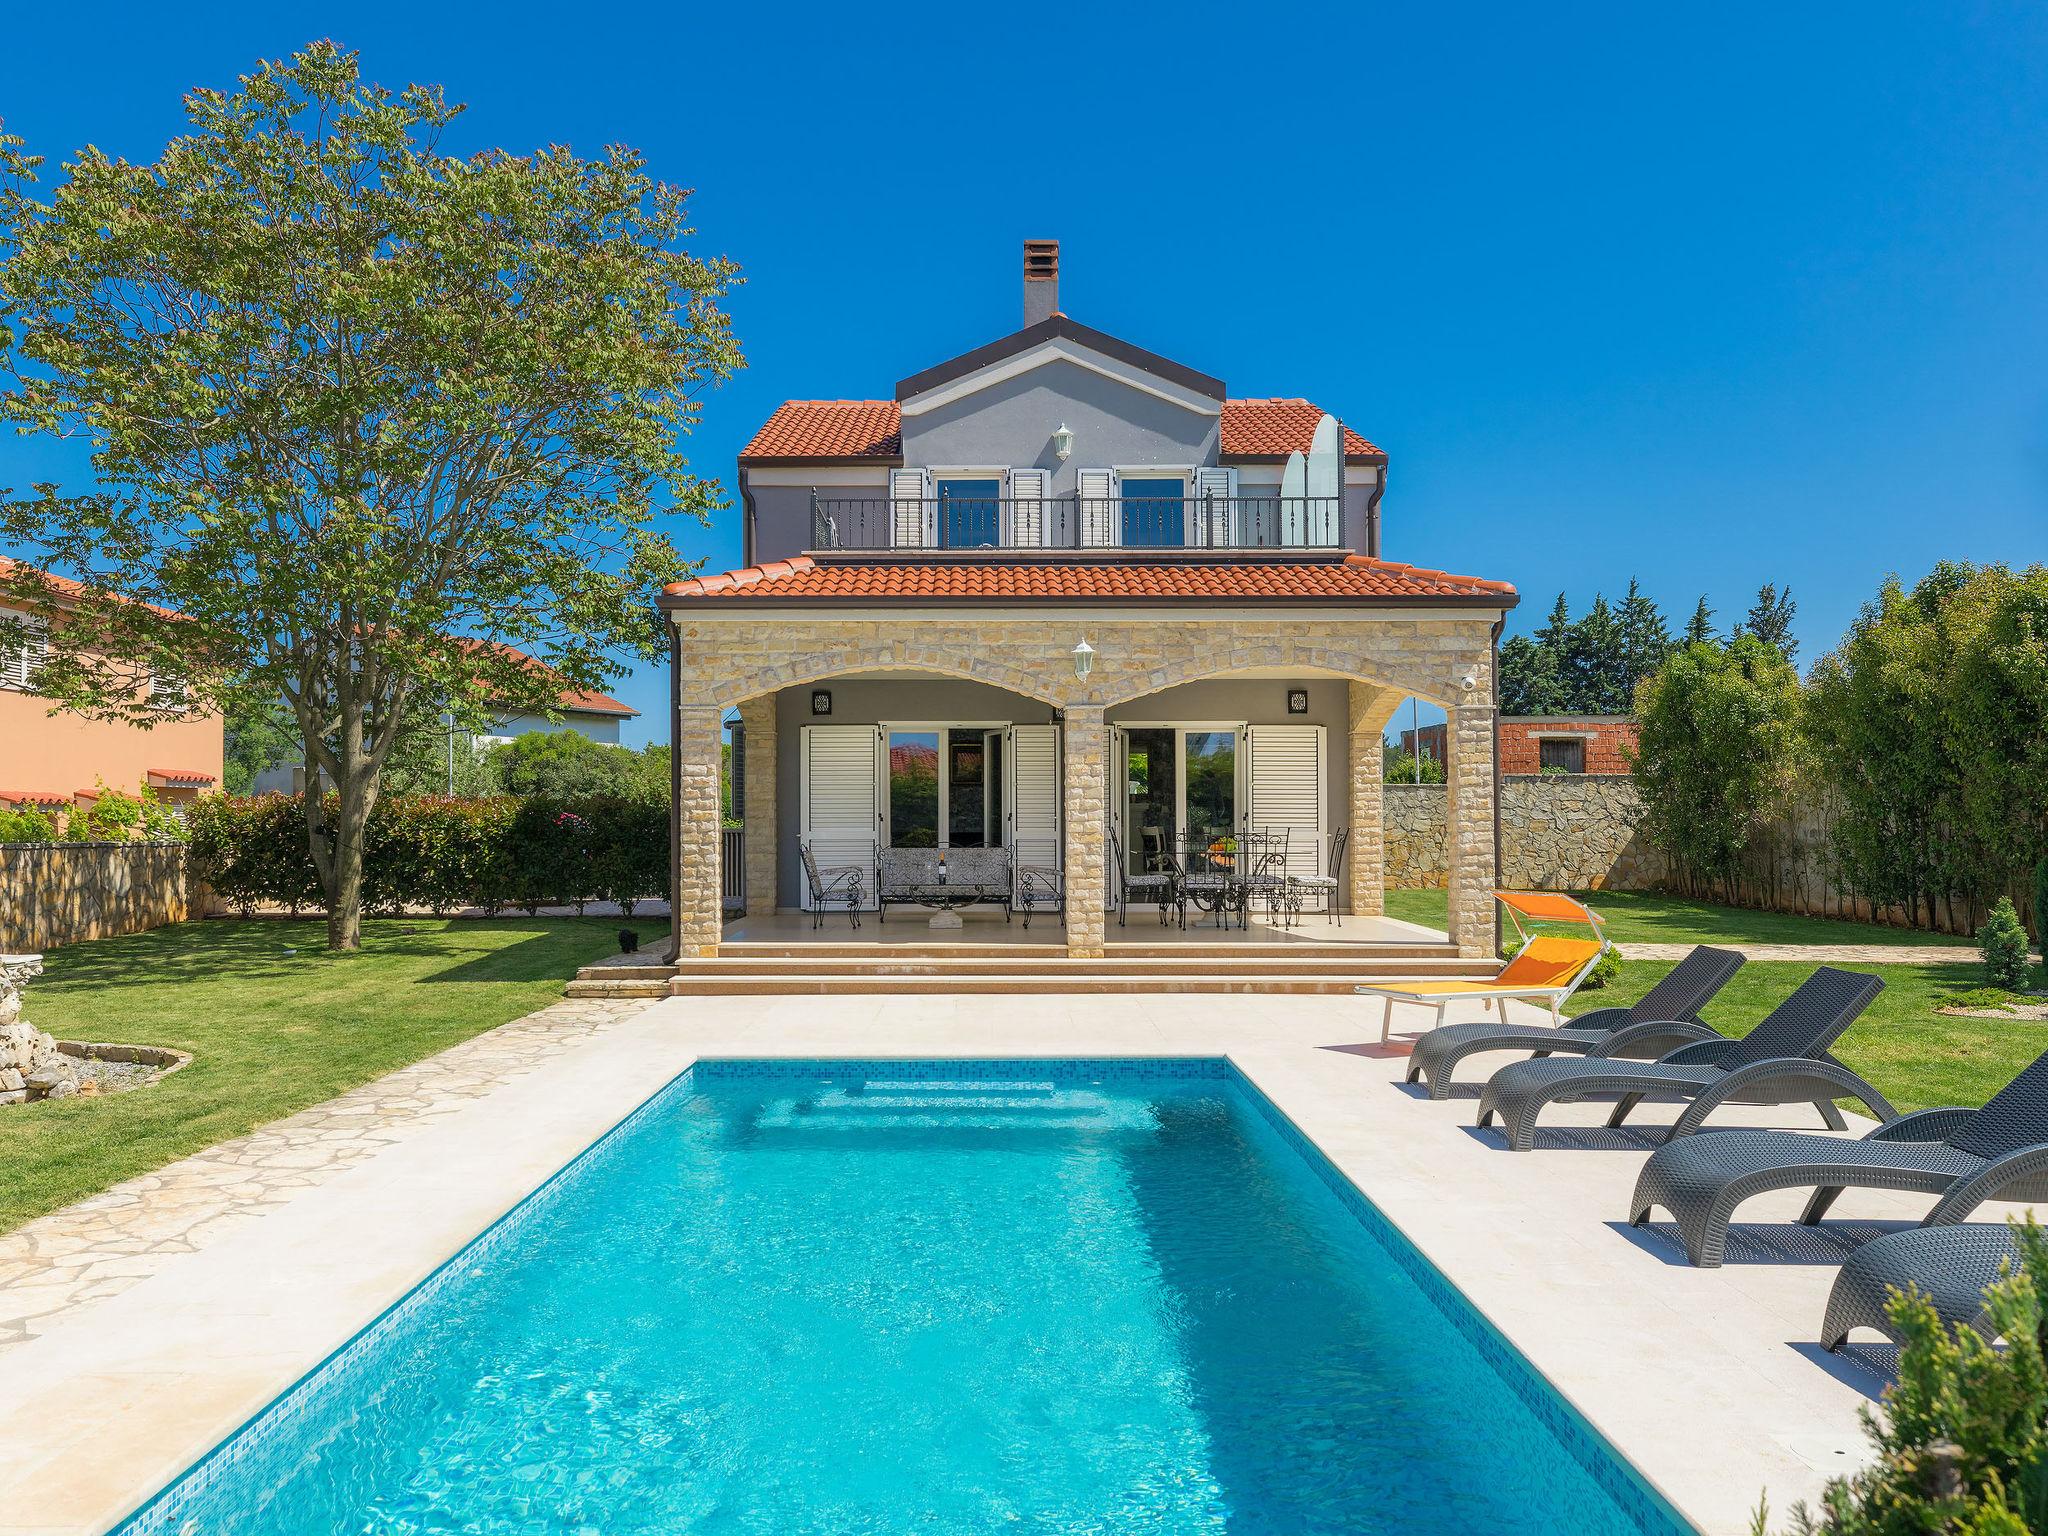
[
  {"left": 0, "top": 611, "right": 45, "bottom": 691},
  {"left": 1194, "top": 467, "right": 1237, "bottom": 548},
  {"left": 1246, "top": 724, "right": 1326, "bottom": 879},
  {"left": 1009, "top": 468, "right": 1048, "bottom": 549},
  {"left": 889, "top": 467, "right": 931, "bottom": 550},
  {"left": 800, "top": 724, "right": 881, "bottom": 908},
  {"left": 1004, "top": 724, "right": 1061, "bottom": 903},
  {"left": 1076, "top": 468, "right": 1119, "bottom": 548}
]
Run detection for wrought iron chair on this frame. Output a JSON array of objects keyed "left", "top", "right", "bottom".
[
  {"left": 799, "top": 839, "right": 866, "bottom": 930},
  {"left": 1176, "top": 832, "right": 1239, "bottom": 930},
  {"left": 1287, "top": 826, "right": 1350, "bottom": 925},
  {"left": 1238, "top": 828, "right": 1299, "bottom": 928},
  {"left": 1109, "top": 824, "right": 1175, "bottom": 927}
]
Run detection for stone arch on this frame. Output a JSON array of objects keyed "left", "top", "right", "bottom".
[
  {"left": 1091, "top": 636, "right": 1464, "bottom": 710},
  {"left": 699, "top": 641, "right": 1070, "bottom": 711}
]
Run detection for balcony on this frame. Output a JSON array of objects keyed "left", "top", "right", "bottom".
[{"left": 809, "top": 492, "right": 1347, "bottom": 554}]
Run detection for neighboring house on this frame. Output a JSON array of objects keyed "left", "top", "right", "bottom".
[
  {"left": 0, "top": 560, "right": 224, "bottom": 813},
  {"left": 1497, "top": 715, "right": 1637, "bottom": 776},
  {"left": 1397, "top": 722, "right": 1449, "bottom": 767},
  {"left": 248, "top": 645, "right": 638, "bottom": 795},
  {"left": 660, "top": 242, "right": 1518, "bottom": 960}
]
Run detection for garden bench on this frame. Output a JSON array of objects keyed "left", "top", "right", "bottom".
[{"left": 877, "top": 847, "right": 1015, "bottom": 924}]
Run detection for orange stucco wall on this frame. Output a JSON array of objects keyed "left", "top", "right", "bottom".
[{"left": 0, "top": 688, "right": 225, "bottom": 803}]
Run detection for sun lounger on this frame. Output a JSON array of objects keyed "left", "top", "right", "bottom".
[
  {"left": 1405, "top": 944, "right": 1745, "bottom": 1099},
  {"left": 1821, "top": 1223, "right": 2028, "bottom": 1350},
  {"left": 1357, "top": 892, "right": 1610, "bottom": 1045},
  {"left": 1631, "top": 1048, "right": 2048, "bottom": 1267},
  {"left": 1475, "top": 966, "right": 1889, "bottom": 1152}
]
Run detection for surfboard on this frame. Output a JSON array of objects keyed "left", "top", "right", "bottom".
[
  {"left": 1305, "top": 414, "right": 1342, "bottom": 544},
  {"left": 1279, "top": 450, "right": 1308, "bottom": 545}
]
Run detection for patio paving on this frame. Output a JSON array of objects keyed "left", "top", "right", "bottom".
[{"left": 0, "top": 989, "right": 2020, "bottom": 1535}]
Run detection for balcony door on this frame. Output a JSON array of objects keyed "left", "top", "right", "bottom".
[
  {"left": 1119, "top": 476, "right": 1187, "bottom": 548},
  {"left": 935, "top": 477, "right": 1001, "bottom": 550},
  {"left": 1115, "top": 724, "right": 1244, "bottom": 876}
]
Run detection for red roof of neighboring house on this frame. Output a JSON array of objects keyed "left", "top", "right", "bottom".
[
  {"left": 662, "top": 555, "right": 1514, "bottom": 606},
  {"left": 737, "top": 399, "right": 1384, "bottom": 465},
  {"left": 0, "top": 789, "right": 71, "bottom": 806},
  {"left": 463, "top": 639, "right": 639, "bottom": 719},
  {"left": 145, "top": 768, "right": 218, "bottom": 786},
  {"left": 0, "top": 556, "right": 188, "bottom": 621}
]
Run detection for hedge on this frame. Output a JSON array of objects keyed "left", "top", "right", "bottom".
[{"left": 188, "top": 794, "right": 669, "bottom": 917}]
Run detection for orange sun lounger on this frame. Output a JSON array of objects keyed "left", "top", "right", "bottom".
[{"left": 1355, "top": 892, "right": 1610, "bottom": 1044}]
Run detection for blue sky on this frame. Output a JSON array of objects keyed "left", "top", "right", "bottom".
[{"left": 3, "top": 2, "right": 2045, "bottom": 748}]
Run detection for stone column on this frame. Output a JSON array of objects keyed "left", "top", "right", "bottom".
[
  {"left": 1446, "top": 701, "right": 1500, "bottom": 958},
  {"left": 736, "top": 693, "right": 778, "bottom": 917},
  {"left": 1061, "top": 705, "right": 1108, "bottom": 959},
  {"left": 1346, "top": 682, "right": 1407, "bottom": 917},
  {"left": 675, "top": 704, "right": 727, "bottom": 958}
]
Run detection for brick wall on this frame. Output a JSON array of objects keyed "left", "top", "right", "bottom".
[{"left": 1498, "top": 716, "right": 1637, "bottom": 776}]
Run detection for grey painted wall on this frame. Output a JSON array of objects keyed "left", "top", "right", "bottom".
[
  {"left": 902, "top": 359, "right": 1219, "bottom": 499},
  {"left": 748, "top": 480, "right": 881, "bottom": 569},
  {"left": 763, "top": 675, "right": 1353, "bottom": 910}
]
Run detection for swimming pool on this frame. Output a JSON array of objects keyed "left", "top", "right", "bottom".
[{"left": 116, "top": 1059, "right": 1692, "bottom": 1535}]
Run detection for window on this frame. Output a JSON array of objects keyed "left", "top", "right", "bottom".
[
  {"left": 886, "top": 724, "right": 1004, "bottom": 849},
  {"left": 887, "top": 730, "right": 941, "bottom": 847},
  {"left": 0, "top": 610, "right": 47, "bottom": 692},
  {"left": 1538, "top": 737, "right": 1586, "bottom": 774}
]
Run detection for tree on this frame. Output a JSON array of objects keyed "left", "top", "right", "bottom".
[
  {"left": 1629, "top": 635, "right": 1803, "bottom": 901},
  {"left": 1497, "top": 633, "right": 1565, "bottom": 715},
  {"left": 1565, "top": 594, "right": 1629, "bottom": 712},
  {"left": 1947, "top": 564, "right": 2048, "bottom": 905},
  {"left": 487, "top": 731, "right": 666, "bottom": 802},
  {"left": 222, "top": 698, "right": 301, "bottom": 795},
  {"left": 1499, "top": 586, "right": 1674, "bottom": 717},
  {"left": 1618, "top": 577, "right": 1674, "bottom": 696},
  {"left": 1804, "top": 575, "right": 1967, "bottom": 930},
  {"left": 1735, "top": 583, "right": 1800, "bottom": 665},
  {"left": 1684, "top": 596, "right": 1716, "bottom": 646},
  {"left": 0, "top": 44, "right": 741, "bottom": 948}
]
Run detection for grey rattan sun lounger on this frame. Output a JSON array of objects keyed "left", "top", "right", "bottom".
[
  {"left": 1405, "top": 945, "right": 1745, "bottom": 1100},
  {"left": 1631, "top": 1048, "right": 2048, "bottom": 1267},
  {"left": 1475, "top": 967, "right": 1890, "bottom": 1153},
  {"left": 1821, "top": 1224, "right": 2025, "bottom": 1349}
]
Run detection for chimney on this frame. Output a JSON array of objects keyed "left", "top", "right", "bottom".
[{"left": 1022, "top": 239, "right": 1059, "bottom": 328}]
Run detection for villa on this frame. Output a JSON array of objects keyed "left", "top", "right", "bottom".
[{"left": 659, "top": 242, "right": 1519, "bottom": 965}]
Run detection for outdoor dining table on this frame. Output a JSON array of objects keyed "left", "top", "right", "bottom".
[{"left": 1173, "top": 831, "right": 1297, "bottom": 930}]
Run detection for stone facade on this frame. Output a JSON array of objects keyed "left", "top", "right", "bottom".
[
  {"left": 735, "top": 696, "right": 778, "bottom": 917},
  {"left": 669, "top": 611, "right": 1505, "bottom": 957},
  {"left": 1346, "top": 683, "right": 1405, "bottom": 917}
]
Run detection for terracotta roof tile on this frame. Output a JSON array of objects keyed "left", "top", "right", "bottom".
[
  {"left": 1220, "top": 399, "right": 1383, "bottom": 461},
  {"left": 145, "top": 768, "right": 218, "bottom": 786},
  {"left": 663, "top": 555, "right": 1513, "bottom": 606},
  {"left": 735, "top": 398, "right": 1384, "bottom": 465},
  {"left": 740, "top": 401, "right": 903, "bottom": 462}
]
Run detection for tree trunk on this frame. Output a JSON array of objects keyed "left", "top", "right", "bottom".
[{"left": 326, "top": 771, "right": 372, "bottom": 951}]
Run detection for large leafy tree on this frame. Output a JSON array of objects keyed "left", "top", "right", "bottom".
[
  {"left": 0, "top": 44, "right": 741, "bottom": 948},
  {"left": 1735, "top": 582, "right": 1800, "bottom": 665},
  {"left": 1629, "top": 634, "right": 1803, "bottom": 901}
]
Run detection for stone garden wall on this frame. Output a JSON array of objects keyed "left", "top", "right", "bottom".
[
  {"left": 1389, "top": 776, "right": 1665, "bottom": 893},
  {"left": 0, "top": 841, "right": 197, "bottom": 952}
]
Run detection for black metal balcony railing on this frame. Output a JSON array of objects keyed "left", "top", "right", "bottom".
[{"left": 809, "top": 493, "right": 1346, "bottom": 553}]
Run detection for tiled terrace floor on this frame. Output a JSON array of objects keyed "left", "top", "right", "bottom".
[{"left": 0, "top": 990, "right": 2014, "bottom": 1535}]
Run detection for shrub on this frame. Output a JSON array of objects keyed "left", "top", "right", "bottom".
[
  {"left": 1382, "top": 749, "right": 1445, "bottom": 784},
  {"left": 1980, "top": 896, "right": 2033, "bottom": 993},
  {"left": 0, "top": 804, "right": 57, "bottom": 842},
  {"left": 2036, "top": 857, "right": 2048, "bottom": 948},
  {"left": 1758, "top": 1218, "right": 2048, "bottom": 1534},
  {"left": 188, "top": 793, "right": 667, "bottom": 916}
]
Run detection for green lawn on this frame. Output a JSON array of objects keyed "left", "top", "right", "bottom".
[
  {"left": 1563, "top": 958, "right": 2035, "bottom": 1114},
  {"left": 0, "top": 917, "right": 649, "bottom": 1235},
  {"left": 1383, "top": 886, "right": 1974, "bottom": 949}
]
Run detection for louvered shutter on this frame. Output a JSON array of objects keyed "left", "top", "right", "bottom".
[
  {"left": 1004, "top": 724, "right": 1061, "bottom": 904},
  {"left": 800, "top": 724, "right": 880, "bottom": 909},
  {"left": 1076, "top": 468, "right": 1118, "bottom": 548},
  {"left": 1009, "top": 467, "right": 1048, "bottom": 549},
  {"left": 1193, "top": 467, "right": 1238, "bottom": 548},
  {"left": 889, "top": 467, "right": 932, "bottom": 550},
  {"left": 0, "top": 611, "right": 46, "bottom": 691},
  {"left": 1246, "top": 724, "right": 1326, "bottom": 878}
]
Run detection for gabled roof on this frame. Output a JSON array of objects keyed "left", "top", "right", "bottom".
[
  {"left": 661, "top": 555, "right": 1514, "bottom": 608},
  {"left": 739, "top": 397, "right": 1384, "bottom": 467},
  {"left": 467, "top": 639, "right": 639, "bottom": 718},
  {"left": 894, "top": 314, "right": 1226, "bottom": 403}
]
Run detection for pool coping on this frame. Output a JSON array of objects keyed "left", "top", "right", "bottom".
[{"left": 0, "top": 995, "right": 1920, "bottom": 1535}]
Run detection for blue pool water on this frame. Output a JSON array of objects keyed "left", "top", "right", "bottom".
[{"left": 120, "top": 1060, "right": 1691, "bottom": 1535}]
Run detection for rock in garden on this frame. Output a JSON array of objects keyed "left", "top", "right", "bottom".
[{"left": 44, "top": 1079, "right": 77, "bottom": 1100}]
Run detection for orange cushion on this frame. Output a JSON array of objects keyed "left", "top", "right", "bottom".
[
  {"left": 1494, "top": 935, "right": 1605, "bottom": 988},
  {"left": 1495, "top": 890, "right": 1598, "bottom": 924}
]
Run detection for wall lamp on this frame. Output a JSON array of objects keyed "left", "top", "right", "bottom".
[
  {"left": 1072, "top": 638, "right": 1096, "bottom": 681},
  {"left": 1051, "top": 423, "right": 1074, "bottom": 461}
]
